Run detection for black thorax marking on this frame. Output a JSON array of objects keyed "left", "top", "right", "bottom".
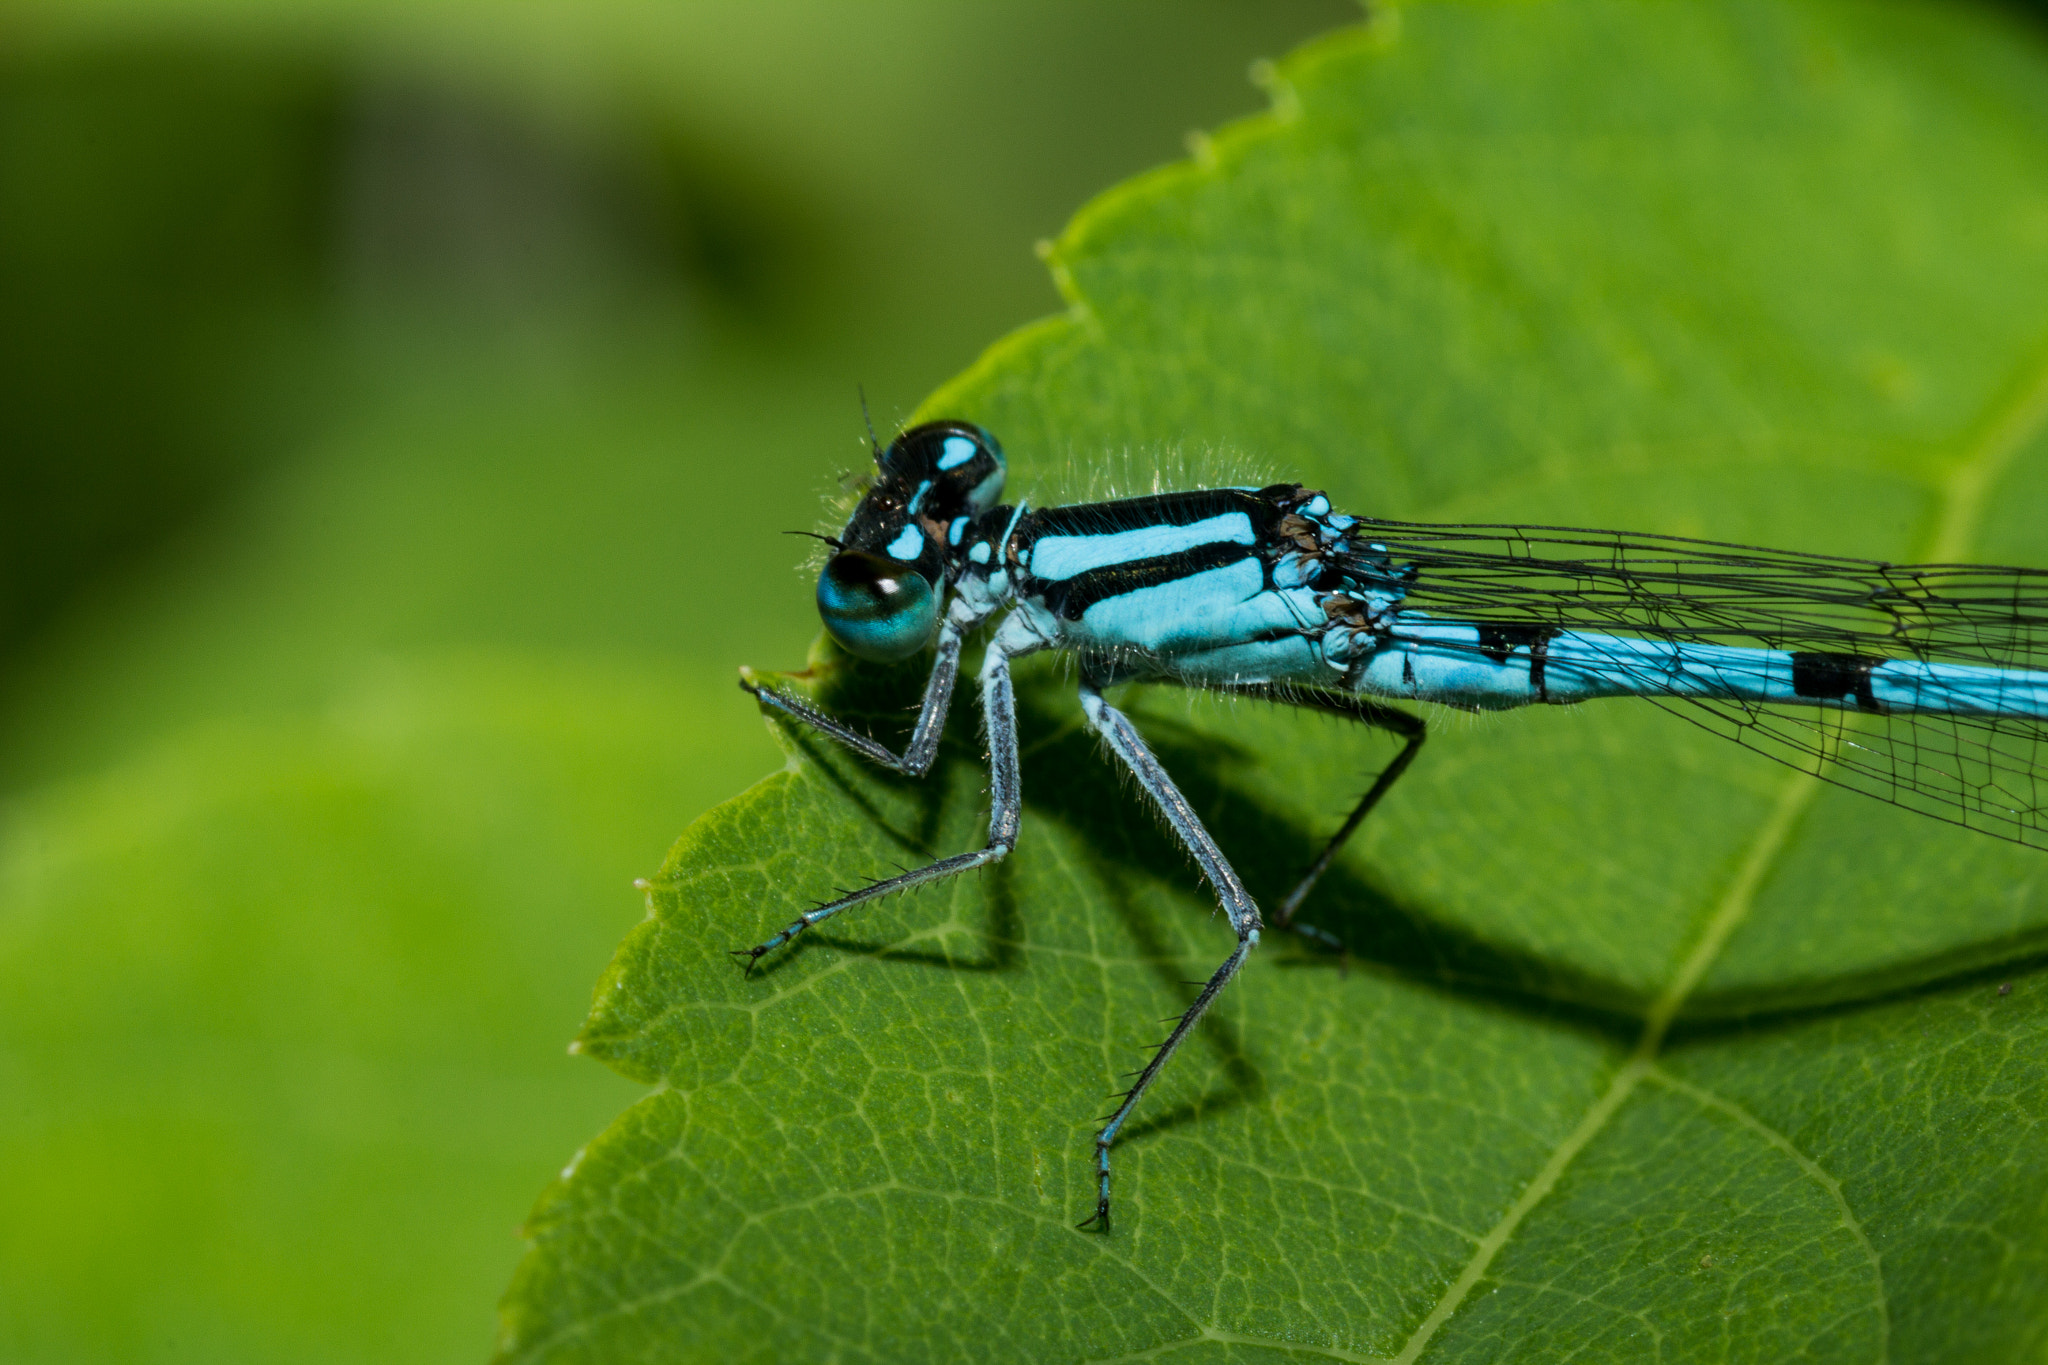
[
  {"left": 1012, "top": 488, "right": 1292, "bottom": 621},
  {"left": 1034, "top": 542, "right": 1253, "bottom": 621}
]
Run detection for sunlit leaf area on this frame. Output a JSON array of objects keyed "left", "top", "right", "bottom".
[{"left": 12, "top": 1, "right": 2048, "bottom": 1362}]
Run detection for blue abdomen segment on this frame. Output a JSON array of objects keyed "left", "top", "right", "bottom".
[{"left": 1360, "top": 617, "right": 2048, "bottom": 719}]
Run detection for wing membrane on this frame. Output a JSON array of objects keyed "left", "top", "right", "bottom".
[{"left": 1353, "top": 520, "right": 2048, "bottom": 849}]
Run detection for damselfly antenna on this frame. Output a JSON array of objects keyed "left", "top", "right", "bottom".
[{"left": 857, "top": 384, "right": 882, "bottom": 463}]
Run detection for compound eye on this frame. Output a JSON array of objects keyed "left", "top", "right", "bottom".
[
  {"left": 884, "top": 421, "right": 1007, "bottom": 513},
  {"left": 816, "top": 551, "right": 938, "bottom": 662}
]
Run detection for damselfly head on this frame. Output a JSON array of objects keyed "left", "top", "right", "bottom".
[{"left": 816, "top": 421, "right": 1005, "bottom": 661}]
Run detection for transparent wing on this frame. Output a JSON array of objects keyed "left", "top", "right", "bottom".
[{"left": 1352, "top": 519, "right": 2048, "bottom": 850}]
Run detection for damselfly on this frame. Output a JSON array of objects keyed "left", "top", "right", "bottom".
[{"left": 737, "top": 420, "right": 2048, "bottom": 1230}]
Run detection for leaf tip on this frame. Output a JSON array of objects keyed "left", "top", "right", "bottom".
[{"left": 1247, "top": 55, "right": 1301, "bottom": 123}]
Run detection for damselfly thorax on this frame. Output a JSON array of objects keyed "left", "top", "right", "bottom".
[{"left": 739, "top": 420, "right": 2048, "bottom": 1230}]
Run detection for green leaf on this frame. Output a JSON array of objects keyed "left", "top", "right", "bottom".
[{"left": 500, "top": 1, "right": 2048, "bottom": 1359}]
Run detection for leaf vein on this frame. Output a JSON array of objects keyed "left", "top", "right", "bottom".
[{"left": 1644, "top": 1066, "right": 1888, "bottom": 1364}]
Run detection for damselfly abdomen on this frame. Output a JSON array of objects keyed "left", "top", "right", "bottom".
[{"left": 738, "top": 420, "right": 2048, "bottom": 1230}]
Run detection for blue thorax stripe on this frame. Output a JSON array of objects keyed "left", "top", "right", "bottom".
[
  {"left": 1036, "top": 542, "right": 1255, "bottom": 621},
  {"left": 1027, "top": 510, "right": 1256, "bottom": 582}
]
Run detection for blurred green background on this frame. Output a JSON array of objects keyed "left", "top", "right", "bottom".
[{"left": 0, "top": 3, "right": 1358, "bottom": 1361}]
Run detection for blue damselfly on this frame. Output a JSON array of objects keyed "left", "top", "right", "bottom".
[{"left": 738, "top": 421, "right": 2048, "bottom": 1230}]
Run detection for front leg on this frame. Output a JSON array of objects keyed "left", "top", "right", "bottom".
[
  {"left": 1077, "top": 679, "right": 1262, "bottom": 1231},
  {"left": 741, "top": 596, "right": 985, "bottom": 778},
  {"left": 733, "top": 611, "right": 1038, "bottom": 967}
]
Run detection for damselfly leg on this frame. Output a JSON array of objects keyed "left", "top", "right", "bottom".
[
  {"left": 1217, "top": 687, "right": 1427, "bottom": 947},
  {"left": 733, "top": 606, "right": 1034, "bottom": 968},
  {"left": 1072, "top": 684, "right": 1427, "bottom": 1226},
  {"left": 1076, "top": 677, "right": 1265, "bottom": 1231},
  {"left": 741, "top": 596, "right": 981, "bottom": 781}
]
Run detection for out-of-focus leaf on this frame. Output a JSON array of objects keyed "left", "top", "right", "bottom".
[{"left": 501, "top": 2, "right": 2048, "bottom": 1360}]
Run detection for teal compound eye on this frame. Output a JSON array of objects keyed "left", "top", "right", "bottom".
[
  {"left": 816, "top": 550, "right": 937, "bottom": 661},
  {"left": 881, "top": 421, "right": 1008, "bottom": 515}
]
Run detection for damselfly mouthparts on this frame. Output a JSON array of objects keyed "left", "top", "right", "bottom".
[{"left": 738, "top": 420, "right": 2048, "bottom": 1230}]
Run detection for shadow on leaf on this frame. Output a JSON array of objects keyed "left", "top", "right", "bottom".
[{"left": 751, "top": 651, "right": 2048, "bottom": 1061}]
